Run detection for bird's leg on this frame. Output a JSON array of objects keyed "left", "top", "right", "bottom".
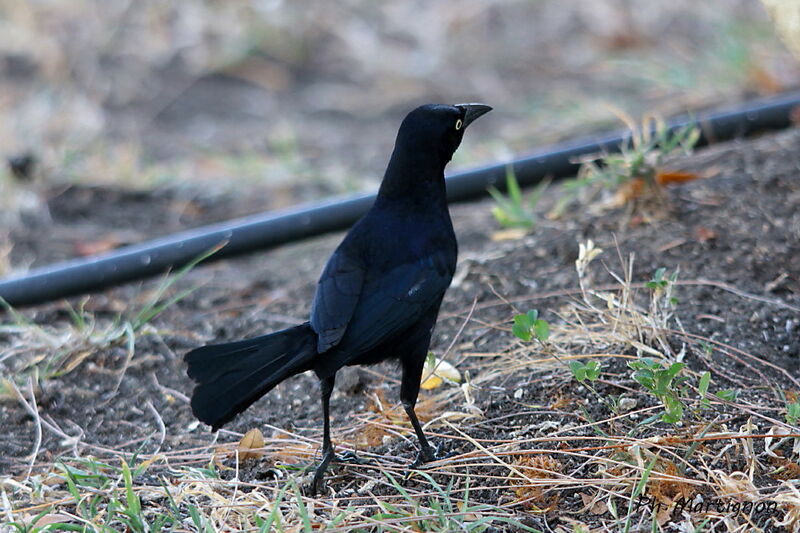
[
  {"left": 403, "top": 400, "right": 443, "bottom": 468},
  {"left": 401, "top": 352, "right": 447, "bottom": 469},
  {"left": 310, "top": 375, "right": 372, "bottom": 494},
  {"left": 311, "top": 375, "right": 336, "bottom": 494}
]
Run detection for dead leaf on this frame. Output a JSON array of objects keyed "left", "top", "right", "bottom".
[
  {"left": 769, "top": 455, "right": 800, "bottom": 480},
  {"left": 579, "top": 492, "right": 608, "bottom": 515},
  {"left": 614, "top": 170, "right": 700, "bottom": 206},
  {"left": 491, "top": 228, "right": 529, "bottom": 241},
  {"left": 655, "top": 170, "right": 699, "bottom": 186},
  {"left": 237, "top": 428, "right": 265, "bottom": 460},
  {"left": 510, "top": 454, "right": 563, "bottom": 510},
  {"left": 420, "top": 374, "right": 443, "bottom": 389},
  {"left": 362, "top": 423, "right": 389, "bottom": 447},
  {"left": 35, "top": 514, "right": 75, "bottom": 527},
  {"left": 421, "top": 357, "right": 460, "bottom": 390}
]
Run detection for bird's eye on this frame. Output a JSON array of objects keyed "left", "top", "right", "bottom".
[{"left": 454, "top": 119, "right": 463, "bottom": 130}]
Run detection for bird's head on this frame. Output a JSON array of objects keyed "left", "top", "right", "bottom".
[
  {"left": 395, "top": 103, "right": 492, "bottom": 165},
  {"left": 380, "top": 103, "right": 491, "bottom": 198}
]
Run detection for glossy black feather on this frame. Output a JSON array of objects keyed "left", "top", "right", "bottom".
[
  {"left": 185, "top": 324, "right": 316, "bottom": 430},
  {"left": 310, "top": 250, "right": 364, "bottom": 352}
]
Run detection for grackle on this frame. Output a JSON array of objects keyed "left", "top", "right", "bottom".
[{"left": 184, "top": 103, "right": 491, "bottom": 493}]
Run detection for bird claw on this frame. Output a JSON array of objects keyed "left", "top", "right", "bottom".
[
  {"left": 306, "top": 450, "right": 373, "bottom": 495},
  {"left": 308, "top": 465, "right": 330, "bottom": 496},
  {"left": 306, "top": 482, "right": 320, "bottom": 496},
  {"left": 406, "top": 441, "right": 451, "bottom": 471}
]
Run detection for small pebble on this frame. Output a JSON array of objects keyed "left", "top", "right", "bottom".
[{"left": 619, "top": 397, "right": 638, "bottom": 412}]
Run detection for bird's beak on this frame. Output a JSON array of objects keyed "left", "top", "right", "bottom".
[{"left": 457, "top": 103, "right": 492, "bottom": 128}]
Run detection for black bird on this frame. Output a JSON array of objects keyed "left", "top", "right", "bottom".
[{"left": 184, "top": 103, "right": 491, "bottom": 492}]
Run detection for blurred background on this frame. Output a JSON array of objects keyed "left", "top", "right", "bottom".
[{"left": 0, "top": 0, "right": 798, "bottom": 219}]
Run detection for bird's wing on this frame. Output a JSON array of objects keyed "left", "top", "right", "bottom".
[
  {"left": 319, "top": 247, "right": 453, "bottom": 356},
  {"left": 346, "top": 257, "right": 451, "bottom": 352},
  {"left": 310, "top": 250, "right": 366, "bottom": 352}
]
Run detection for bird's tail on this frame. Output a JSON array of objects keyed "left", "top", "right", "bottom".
[{"left": 185, "top": 323, "right": 317, "bottom": 430}]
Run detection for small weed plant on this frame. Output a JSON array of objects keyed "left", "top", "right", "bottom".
[
  {"left": 579, "top": 115, "right": 699, "bottom": 191},
  {"left": 551, "top": 114, "right": 700, "bottom": 217},
  {"left": 627, "top": 358, "right": 687, "bottom": 423},
  {"left": 488, "top": 166, "right": 547, "bottom": 229},
  {"left": 511, "top": 309, "right": 549, "bottom": 343},
  {"left": 508, "top": 240, "right": 743, "bottom": 426},
  {"left": 787, "top": 400, "right": 800, "bottom": 426},
  {"left": 569, "top": 360, "right": 601, "bottom": 384}
]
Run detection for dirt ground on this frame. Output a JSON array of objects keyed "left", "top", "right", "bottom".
[
  {"left": 3, "top": 2, "right": 800, "bottom": 531},
  {"left": 2, "top": 121, "right": 799, "bottom": 530}
]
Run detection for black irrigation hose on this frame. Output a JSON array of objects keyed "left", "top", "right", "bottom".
[{"left": 3, "top": 90, "right": 800, "bottom": 308}]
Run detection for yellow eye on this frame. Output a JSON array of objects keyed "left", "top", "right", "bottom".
[{"left": 455, "top": 119, "right": 463, "bottom": 130}]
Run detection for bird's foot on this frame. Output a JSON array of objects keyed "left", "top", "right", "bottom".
[
  {"left": 307, "top": 449, "right": 372, "bottom": 495},
  {"left": 308, "top": 448, "right": 335, "bottom": 496},
  {"left": 407, "top": 441, "right": 451, "bottom": 470},
  {"left": 308, "top": 468, "right": 327, "bottom": 496}
]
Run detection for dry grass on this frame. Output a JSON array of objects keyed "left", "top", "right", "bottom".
[
  {"left": 0, "top": 244, "right": 218, "bottom": 400},
  {"left": 2, "top": 239, "right": 799, "bottom": 531}
]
